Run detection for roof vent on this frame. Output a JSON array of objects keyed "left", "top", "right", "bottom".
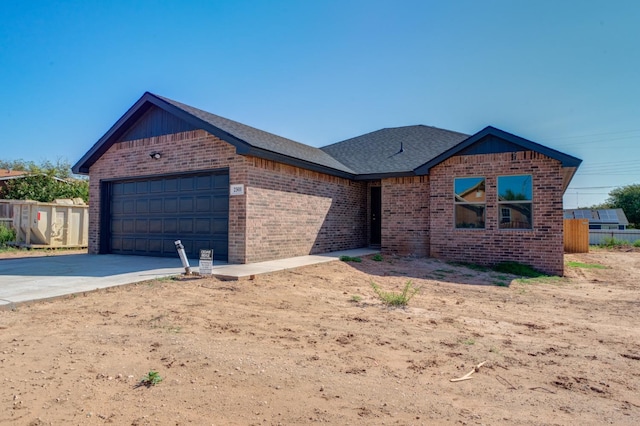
[{"left": 399, "top": 142, "right": 404, "bottom": 153}]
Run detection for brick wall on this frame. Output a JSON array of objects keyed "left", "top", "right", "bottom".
[
  {"left": 88, "top": 129, "right": 367, "bottom": 264},
  {"left": 87, "top": 130, "right": 248, "bottom": 263},
  {"left": 381, "top": 176, "right": 430, "bottom": 257},
  {"left": 245, "top": 157, "right": 367, "bottom": 262},
  {"left": 429, "top": 151, "right": 565, "bottom": 276}
]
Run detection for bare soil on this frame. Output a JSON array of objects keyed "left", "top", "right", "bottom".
[{"left": 1, "top": 249, "right": 639, "bottom": 425}]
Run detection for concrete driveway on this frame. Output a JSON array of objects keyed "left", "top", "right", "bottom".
[
  {"left": 0, "top": 254, "right": 202, "bottom": 307},
  {"left": 0, "top": 248, "right": 378, "bottom": 308}
]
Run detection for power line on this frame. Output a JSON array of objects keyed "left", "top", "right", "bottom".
[{"left": 545, "top": 129, "right": 640, "bottom": 141}]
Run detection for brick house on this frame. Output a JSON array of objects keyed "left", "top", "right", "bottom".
[{"left": 72, "top": 92, "right": 581, "bottom": 275}]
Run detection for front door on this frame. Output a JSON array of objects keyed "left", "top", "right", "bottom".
[{"left": 370, "top": 187, "right": 381, "bottom": 245}]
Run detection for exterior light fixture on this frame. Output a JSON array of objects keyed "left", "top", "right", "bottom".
[{"left": 150, "top": 152, "right": 161, "bottom": 160}]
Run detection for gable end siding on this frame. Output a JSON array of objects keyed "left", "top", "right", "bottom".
[
  {"left": 119, "top": 105, "right": 198, "bottom": 142},
  {"left": 457, "top": 135, "right": 525, "bottom": 156}
]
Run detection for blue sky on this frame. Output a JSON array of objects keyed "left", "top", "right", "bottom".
[{"left": 1, "top": 0, "right": 638, "bottom": 208}]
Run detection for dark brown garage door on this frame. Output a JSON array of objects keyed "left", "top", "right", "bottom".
[{"left": 108, "top": 171, "right": 229, "bottom": 261}]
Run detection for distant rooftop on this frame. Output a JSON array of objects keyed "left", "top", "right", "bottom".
[{"left": 563, "top": 208, "right": 629, "bottom": 225}]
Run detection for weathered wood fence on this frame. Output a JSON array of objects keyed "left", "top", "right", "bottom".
[{"left": 0, "top": 201, "right": 12, "bottom": 228}]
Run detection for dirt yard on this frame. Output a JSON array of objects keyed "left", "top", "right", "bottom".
[{"left": 1, "top": 249, "right": 639, "bottom": 425}]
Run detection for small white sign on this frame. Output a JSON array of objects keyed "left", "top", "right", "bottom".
[
  {"left": 230, "top": 184, "right": 245, "bottom": 196},
  {"left": 199, "top": 260, "right": 213, "bottom": 275},
  {"left": 199, "top": 249, "right": 213, "bottom": 275}
]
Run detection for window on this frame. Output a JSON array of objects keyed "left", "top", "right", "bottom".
[
  {"left": 498, "top": 175, "right": 532, "bottom": 229},
  {"left": 454, "top": 177, "right": 486, "bottom": 228}
]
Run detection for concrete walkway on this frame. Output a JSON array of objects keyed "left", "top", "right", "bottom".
[{"left": 0, "top": 248, "right": 378, "bottom": 307}]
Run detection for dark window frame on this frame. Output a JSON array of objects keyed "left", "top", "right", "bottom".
[
  {"left": 497, "top": 174, "right": 533, "bottom": 230},
  {"left": 454, "top": 176, "right": 486, "bottom": 229}
]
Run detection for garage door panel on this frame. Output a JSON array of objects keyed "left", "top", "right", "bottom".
[
  {"left": 162, "top": 239, "right": 176, "bottom": 254},
  {"left": 112, "top": 183, "right": 124, "bottom": 195},
  {"left": 180, "top": 176, "right": 195, "bottom": 191},
  {"left": 121, "top": 238, "right": 135, "bottom": 251},
  {"left": 111, "top": 219, "right": 122, "bottom": 233},
  {"left": 212, "top": 218, "right": 228, "bottom": 233},
  {"left": 195, "top": 196, "right": 211, "bottom": 212},
  {"left": 213, "top": 197, "right": 228, "bottom": 212},
  {"left": 148, "top": 239, "right": 162, "bottom": 253},
  {"left": 179, "top": 197, "right": 194, "bottom": 213},
  {"left": 195, "top": 218, "right": 211, "bottom": 233},
  {"left": 149, "top": 180, "right": 163, "bottom": 193},
  {"left": 112, "top": 200, "right": 123, "bottom": 214},
  {"left": 149, "top": 199, "right": 162, "bottom": 213},
  {"left": 196, "top": 175, "right": 211, "bottom": 190},
  {"left": 122, "top": 219, "right": 134, "bottom": 233},
  {"left": 136, "top": 181, "right": 148, "bottom": 193},
  {"left": 122, "top": 200, "right": 135, "bottom": 214},
  {"left": 164, "top": 198, "right": 178, "bottom": 213},
  {"left": 179, "top": 218, "right": 193, "bottom": 233},
  {"left": 123, "top": 182, "right": 136, "bottom": 194},
  {"left": 136, "top": 199, "right": 149, "bottom": 214},
  {"left": 135, "top": 238, "right": 148, "bottom": 252},
  {"left": 109, "top": 171, "right": 229, "bottom": 260},
  {"left": 214, "top": 174, "right": 229, "bottom": 188},
  {"left": 135, "top": 219, "right": 148, "bottom": 233},
  {"left": 164, "top": 178, "right": 178, "bottom": 192},
  {"left": 149, "top": 219, "right": 162, "bottom": 233},
  {"left": 163, "top": 218, "right": 177, "bottom": 233}
]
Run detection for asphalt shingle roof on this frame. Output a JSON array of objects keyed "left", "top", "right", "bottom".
[
  {"left": 73, "top": 92, "right": 580, "bottom": 183},
  {"left": 155, "top": 94, "right": 356, "bottom": 174},
  {"left": 321, "top": 125, "right": 470, "bottom": 175}
]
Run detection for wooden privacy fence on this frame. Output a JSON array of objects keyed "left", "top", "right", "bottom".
[{"left": 564, "top": 219, "right": 589, "bottom": 253}]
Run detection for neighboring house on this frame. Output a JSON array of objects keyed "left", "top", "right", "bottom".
[
  {"left": 0, "top": 170, "right": 70, "bottom": 199},
  {"left": 73, "top": 92, "right": 582, "bottom": 275},
  {"left": 0, "top": 170, "right": 29, "bottom": 196},
  {"left": 564, "top": 209, "right": 629, "bottom": 230}
]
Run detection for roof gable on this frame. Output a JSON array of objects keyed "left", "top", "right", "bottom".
[
  {"left": 72, "top": 92, "right": 355, "bottom": 176},
  {"left": 119, "top": 105, "right": 197, "bottom": 142},
  {"left": 414, "top": 126, "right": 582, "bottom": 175},
  {"left": 73, "top": 94, "right": 582, "bottom": 187}
]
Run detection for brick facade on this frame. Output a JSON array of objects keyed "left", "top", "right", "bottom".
[
  {"left": 245, "top": 158, "right": 367, "bottom": 262},
  {"left": 428, "top": 151, "right": 565, "bottom": 276},
  {"left": 381, "top": 176, "right": 430, "bottom": 257},
  {"left": 87, "top": 130, "right": 565, "bottom": 275},
  {"left": 87, "top": 130, "right": 367, "bottom": 264},
  {"left": 87, "top": 130, "right": 247, "bottom": 262}
]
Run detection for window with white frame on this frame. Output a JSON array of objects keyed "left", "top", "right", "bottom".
[
  {"left": 454, "top": 177, "right": 486, "bottom": 228},
  {"left": 497, "top": 175, "right": 532, "bottom": 229}
]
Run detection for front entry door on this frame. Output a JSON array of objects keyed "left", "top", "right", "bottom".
[{"left": 370, "top": 187, "right": 381, "bottom": 245}]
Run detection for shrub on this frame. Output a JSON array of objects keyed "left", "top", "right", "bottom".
[
  {"left": 371, "top": 280, "right": 420, "bottom": 307},
  {"left": 633, "top": 240, "right": 640, "bottom": 248},
  {"left": 599, "top": 236, "right": 630, "bottom": 248},
  {"left": 340, "top": 256, "right": 362, "bottom": 262},
  {"left": 0, "top": 224, "right": 15, "bottom": 247},
  {"left": 371, "top": 253, "right": 383, "bottom": 262}
]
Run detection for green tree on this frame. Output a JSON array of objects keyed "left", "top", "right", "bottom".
[
  {"left": 604, "top": 184, "right": 640, "bottom": 228},
  {"left": 0, "top": 159, "right": 88, "bottom": 203}
]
